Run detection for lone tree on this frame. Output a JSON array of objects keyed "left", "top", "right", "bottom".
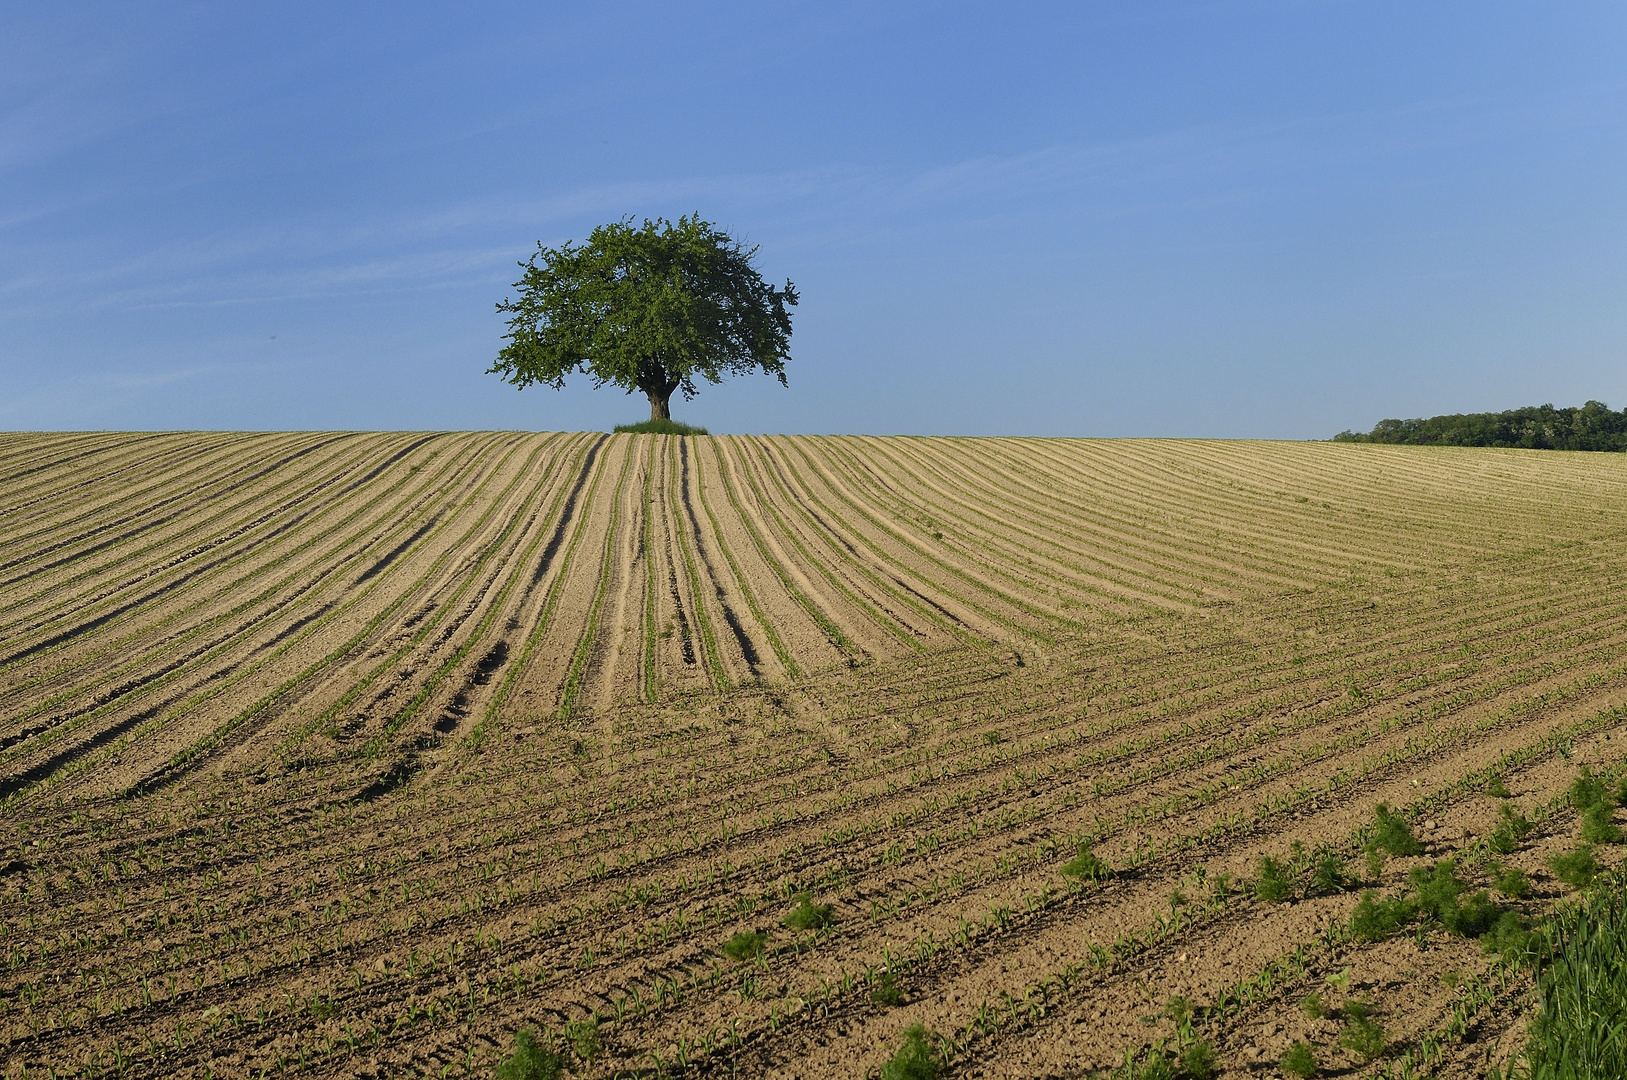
[{"left": 490, "top": 215, "right": 797, "bottom": 423}]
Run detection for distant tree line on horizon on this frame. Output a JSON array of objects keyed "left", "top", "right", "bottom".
[{"left": 1333, "top": 401, "right": 1627, "bottom": 451}]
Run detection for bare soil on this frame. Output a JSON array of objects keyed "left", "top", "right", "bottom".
[{"left": 1, "top": 433, "right": 1624, "bottom": 1079}]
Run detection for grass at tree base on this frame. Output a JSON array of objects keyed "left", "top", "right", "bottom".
[{"left": 612, "top": 418, "right": 710, "bottom": 435}]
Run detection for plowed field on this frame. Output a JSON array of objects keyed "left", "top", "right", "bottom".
[{"left": 2, "top": 432, "right": 1624, "bottom": 1079}]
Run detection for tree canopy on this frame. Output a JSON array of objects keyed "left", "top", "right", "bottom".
[
  {"left": 490, "top": 215, "right": 797, "bottom": 422},
  {"left": 1333, "top": 401, "right": 1627, "bottom": 451}
]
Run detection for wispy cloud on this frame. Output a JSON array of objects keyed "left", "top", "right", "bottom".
[{"left": 0, "top": 79, "right": 1611, "bottom": 327}]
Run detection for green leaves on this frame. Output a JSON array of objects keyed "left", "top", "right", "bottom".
[
  {"left": 1279, "top": 1040, "right": 1317, "bottom": 1078},
  {"left": 721, "top": 929, "right": 768, "bottom": 961},
  {"left": 1336, "top": 1001, "right": 1386, "bottom": 1059},
  {"left": 1568, "top": 766, "right": 1623, "bottom": 845},
  {"left": 492, "top": 215, "right": 796, "bottom": 417},
  {"left": 1059, "top": 842, "right": 1110, "bottom": 882},
  {"left": 494, "top": 1028, "right": 563, "bottom": 1080},
  {"left": 1490, "top": 801, "right": 1535, "bottom": 854},
  {"left": 1367, "top": 802, "right": 1423, "bottom": 857},
  {"left": 1350, "top": 890, "right": 1415, "bottom": 941},
  {"left": 782, "top": 892, "right": 833, "bottom": 931},
  {"left": 1252, "top": 855, "right": 1294, "bottom": 903},
  {"left": 1521, "top": 872, "right": 1627, "bottom": 1078},
  {"left": 882, "top": 1024, "right": 942, "bottom": 1080},
  {"left": 1549, "top": 845, "right": 1601, "bottom": 889}
]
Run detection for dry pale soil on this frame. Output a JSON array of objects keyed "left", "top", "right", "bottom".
[{"left": 1, "top": 432, "right": 1624, "bottom": 1079}]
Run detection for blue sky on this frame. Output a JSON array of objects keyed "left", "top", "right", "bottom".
[{"left": 3, "top": 2, "right": 1624, "bottom": 436}]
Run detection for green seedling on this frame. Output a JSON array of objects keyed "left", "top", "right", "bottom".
[
  {"left": 1368, "top": 803, "right": 1423, "bottom": 857},
  {"left": 721, "top": 930, "right": 767, "bottom": 961},
  {"left": 1548, "top": 845, "right": 1601, "bottom": 889},
  {"left": 1309, "top": 851, "right": 1349, "bottom": 896},
  {"left": 1487, "top": 776, "right": 1514, "bottom": 798},
  {"left": 1569, "top": 766, "right": 1610, "bottom": 812},
  {"left": 1254, "top": 855, "right": 1295, "bottom": 903},
  {"left": 1300, "top": 992, "right": 1331, "bottom": 1020},
  {"left": 1410, "top": 860, "right": 1503, "bottom": 938},
  {"left": 1350, "top": 891, "right": 1415, "bottom": 941},
  {"left": 1481, "top": 909, "right": 1537, "bottom": 961},
  {"left": 1181, "top": 1039, "right": 1218, "bottom": 1080},
  {"left": 1489, "top": 862, "right": 1532, "bottom": 899},
  {"left": 565, "top": 1017, "right": 602, "bottom": 1063},
  {"left": 1280, "top": 1040, "right": 1318, "bottom": 1078},
  {"left": 1490, "top": 803, "right": 1535, "bottom": 854},
  {"left": 1581, "top": 802, "right": 1621, "bottom": 845},
  {"left": 495, "top": 1028, "right": 563, "bottom": 1080},
  {"left": 1060, "top": 842, "right": 1110, "bottom": 882},
  {"left": 1164, "top": 995, "right": 1194, "bottom": 1026},
  {"left": 1119, "top": 1048, "right": 1174, "bottom": 1080},
  {"left": 783, "top": 892, "right": 833, "bottom": 931},
  {"left": 1337, "top": 1002, "right": 1386, "bottom": 1059},
  {"left": 871, "top": 969, "right": 904, "bottom": 1006},
  {"left": 881, "top": 1023, "right": 940, "bottom": 1080},
  {"left": 1365, "top": 846, "right": 1386, "bottom": 881}
]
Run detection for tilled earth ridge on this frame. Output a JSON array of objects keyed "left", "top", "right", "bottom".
[{"left": 1, "top": 434, "right": 1625, "bottom": 1078}]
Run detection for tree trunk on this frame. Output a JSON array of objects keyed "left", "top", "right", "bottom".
[
  {"left": 647, "top": 389, "right": 672, "bottom": 421},
  {"left": 639, "top": 364, "right": 680, "bottom": 423}
]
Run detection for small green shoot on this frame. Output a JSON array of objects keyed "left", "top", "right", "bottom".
[
  {"left": 1369, "top": 803, "right": 1423, "bottom": 857},
  {"left": 783, "top": 893, "right": 833, "bottom": 931},
  {"left": 1061, "top": 842, "right": 1110, "bottom": 882},
  {"left": 495, "top": 1029, "right": 563, "bottom": 1080},
  {"left": 1487, "top": 776, "right": 1514, "bottom": 798},
  {"left": 1338, "top": 1002, "right": 1386, "bottom": 1059},
  {"left": 1164, "top": 995, "right": 1194, "bottom": 1026},
  {"left": 1254, "top": 855, "right": 1295, "bottom": 903},
  {"left": 1548, "top": 845, "right": 1601, "bottom": 889},
  {"left": 1280, "top": 1040, "right": 1318, "bottom": 1078},
  {"left": 722, "top": 929, "right": 768, "bottom": 961},
  {"left": 871, "top": 969, "right": 904, "bottom": 1006},
  {"left": 1181, "top": 1040, "right": 1218, "bottom": 1080},
  {"left": 1490, "top": 862, "right": 1532, "bottom": 899},
  {"left": 881, "top": 1023, "right": 940, "bottom": 1080},
  {"left": 565, "top": 1017, "right": 602, "bottom": 1063}
]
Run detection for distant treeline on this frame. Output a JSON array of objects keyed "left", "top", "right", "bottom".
[{"left": 1333, "top": 401, "right": 1627, "bottom": 451}]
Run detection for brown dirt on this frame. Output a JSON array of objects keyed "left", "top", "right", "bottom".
[{"left": 1, "top": 435, "right": 1625, "bottom": 1079}]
